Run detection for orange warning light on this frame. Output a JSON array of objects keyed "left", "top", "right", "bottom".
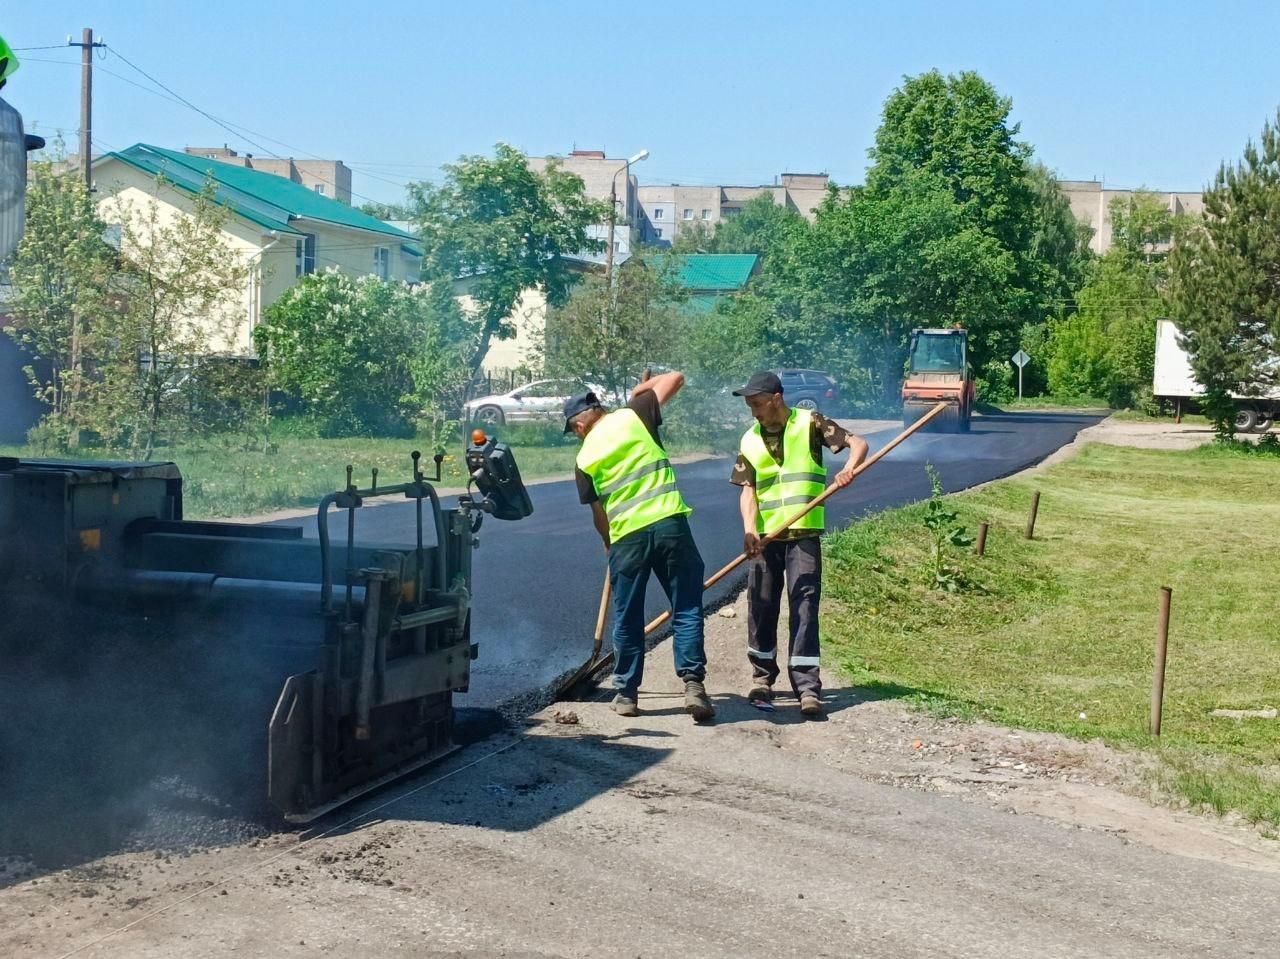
[{"left": 471, "top": 428, "right": 488, "bottom": 445}]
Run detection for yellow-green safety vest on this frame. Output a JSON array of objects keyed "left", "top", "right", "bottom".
[
  {"left": 740, "top": 408, "right": 826, "bottom": 535},
  {"left": 577, "top": 408, "right": 691, "bottom": 543}
]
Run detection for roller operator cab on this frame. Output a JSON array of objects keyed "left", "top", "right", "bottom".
[{"left": 902, "top": 327, "right": 975, "bottom": 433}]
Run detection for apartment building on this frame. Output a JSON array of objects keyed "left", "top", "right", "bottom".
[
  {"left": 1057, "top": 180, "right": 1204, "bottom": 254},
  {"left": 525, "top": 149, "right": 639, "bottom": 259},
  {"left": 184, "top": 146, "right": 353, "bottom": 204},
  {"left": 635, "top": 173, "right": 831, "bottom": 246}
]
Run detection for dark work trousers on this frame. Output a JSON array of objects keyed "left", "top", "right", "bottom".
[
  {"left": 608, "top": 513, "right": 707, "bottom": 697},
  {"left": 747, "top": 535, "right": 822, "bottom": 696}
]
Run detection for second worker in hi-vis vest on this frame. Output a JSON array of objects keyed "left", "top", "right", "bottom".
[
  {"left": 564, "top": 371, "right": 715, "bottom": 722},
  {"left": 731, "top": 371, "right": 869, "bottom": 716}
]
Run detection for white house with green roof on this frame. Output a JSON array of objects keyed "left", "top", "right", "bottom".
[{"left": 91, "top": 144, "right": 422, "bottom": 354}]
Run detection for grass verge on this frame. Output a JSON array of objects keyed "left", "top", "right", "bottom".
[
  {"left": 986, "top": 395, "right": 1110, "bottom": 412},
  {"left": 822, "top": 442, "right": 1280, "bottom": 830},
  {"left": 1, "top": 429, "right": 717, "bottom": 518}
]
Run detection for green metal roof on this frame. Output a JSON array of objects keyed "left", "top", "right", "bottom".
[
  {"left": 650, "top": 254, "right": 760, "bottom": 292},
  {"left": 97, "top": 144, "right": 418, "bottom": 245}
]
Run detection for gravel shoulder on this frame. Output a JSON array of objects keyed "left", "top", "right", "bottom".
[{"left": 4, "top": 586, "right": 1277, "bottom": 959}]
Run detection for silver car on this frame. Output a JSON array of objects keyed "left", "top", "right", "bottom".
[{"left": 464, "top": 379, "right": 604, "bottom": 427}]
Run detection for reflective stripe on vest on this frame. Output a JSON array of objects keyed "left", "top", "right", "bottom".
[
  {"left": 576, "top": 408, "right": 691, "bottom": 542},
  {"left": 740, "top": 408, "right": 826, "bottom": 535}
]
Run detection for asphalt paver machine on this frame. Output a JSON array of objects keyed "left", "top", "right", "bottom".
[{"left": 0, "top": 437, "right": 531, "bottom": 822}]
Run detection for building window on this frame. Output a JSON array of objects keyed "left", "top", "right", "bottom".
[
  {"left": 654, "top": 228, "right": 664, "bottom": 239},
  {"left": 701, "top": 209, "right": 712, "bottom": 220},
  {"left": 682, "top": 208, "right": 693, "bottom": 220},
  {"left": 296, "top": 234, "right": 316, "bottom": 277},
  {"left": 374, "top": 246, "right": 390, "bottom": 280},
  {"left": 314, "top": 184, "right": 325, "bottom": 195},
  {"left": 654, "top": 208, "right": 664, "bottom": 220}
]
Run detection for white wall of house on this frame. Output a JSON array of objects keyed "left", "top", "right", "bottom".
[{"left": 94, "top": 161, "right": 420, "bottom": 356}]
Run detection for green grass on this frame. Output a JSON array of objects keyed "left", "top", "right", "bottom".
[
  {"left": 0, "top": 430, "right": 715, "bottom": 518},
  {"left": 987, "top": 394, "right": 1110, "bottom": 411},
  {"left": 822, "top": 443, "right": 1280, "bottom": 828}
]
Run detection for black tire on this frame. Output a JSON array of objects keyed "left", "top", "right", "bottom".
[
  {"left": 1254, "top": 413, "right": 1274, "bottom": 433},
  {"left": 473, "top": 405, "right": 505, "bottom": 427},
  {"left": 1235, "top": 408, "right": 1259, "bottom": 432}
]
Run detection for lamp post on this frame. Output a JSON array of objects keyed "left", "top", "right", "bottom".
[{"left": 604, "top": 149, "right": 648, "bottom": 294}]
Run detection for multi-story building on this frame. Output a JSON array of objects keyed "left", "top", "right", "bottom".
[
  {"left": 636, "top": 173, "right": 831, "bottom": 246},
  {"left": 1057, "top": 180, "right": 1203, "bottom": 255},
  {"left": 525, "top": 149, "right": 640, "bottom": 260},
  {"left": 184, "top": 146, "right": 353, "bottom": 205}
]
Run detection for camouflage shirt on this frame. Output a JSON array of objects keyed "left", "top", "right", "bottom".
[{"left": 730, "top": 410, "right": 851, "bottom": 541}]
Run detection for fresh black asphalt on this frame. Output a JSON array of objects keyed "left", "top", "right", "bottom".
[{"left": 305, "top": 409, "right": 1106, "bottom": 711}]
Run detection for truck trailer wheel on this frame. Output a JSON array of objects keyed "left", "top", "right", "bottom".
[
  {"left": 1255, "top": 413, "right": 1273, "bottom": 433},
  {"left": 1235, "top": 408, "right": 1259, "bottom": 433}
]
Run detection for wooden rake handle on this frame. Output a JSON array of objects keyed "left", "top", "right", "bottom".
[{"left": 640, "top": 401, "right": 949, "bottom": 636}]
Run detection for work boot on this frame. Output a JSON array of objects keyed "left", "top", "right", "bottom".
[
  {"left": 747, "top": 677, "right": 773, "bottom": 702},
  {"left": 684, "top": 678, "right": 715, "bottom": 722},
  {"left": 799, "top": 691, "right": 823, "bottom": 717},
  {"left": 611, "top": 693, "right": 640, "bottom": 717}
]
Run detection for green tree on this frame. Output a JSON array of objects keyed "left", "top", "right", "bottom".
[
  {"left": 1025, "top": 161, "right": 1093, "bottom": 297},
  {"left": 706, "top": 194, "right": 809, "bottom": 260},
  {"left": 4, "top": 160, "right": 115, "bottom": 437},
  {"left": 1170, "top": 111, "right": 1280, "bottom": 435},
  {"left": 359, "top": 200, "right": 409, "bottom": 221},
  {"left": 407, "top": 144, "right": 609, "bottom": 378},
  {"left": 769, "top": 183, "right": 1016, "bottom": 408},
  {"left": 541, "top": 258, "right": 685, "bottom": 403},
  {"left": 254, "top": 268, "right": 467, "bottom": 436},
  {"left": 864, "top": 71, "right": 1068, "bottom": 381},
  {"left": 1048, "top": 192, "right": 1178, "bottom": 405},
  {"left": 92, "top": 180, "right": 250, "bottom": 457}
]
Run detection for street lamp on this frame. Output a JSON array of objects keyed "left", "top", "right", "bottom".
[{"left": 604, "top": 148, "right": 648, "bottom": 291}]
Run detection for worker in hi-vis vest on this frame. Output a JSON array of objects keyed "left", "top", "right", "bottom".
[
  {"left": 565, "top": 370, "right": 714, "bottom": 722},
  {"left": 731, "top": 371, "right": 869, "bottom": 716}
]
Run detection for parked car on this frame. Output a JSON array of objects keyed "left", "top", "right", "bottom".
[
  {"left": 775, "top": 369, "right": 840, "bottom": 412},
  {"left": 464, "top": 379, "right": 604, "bottom": 427}
]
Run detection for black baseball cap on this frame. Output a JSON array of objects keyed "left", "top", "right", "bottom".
[
  {"left": 732, "top": 371, "right": 783, "bottom": 397},
  {"left": 562, "top": 390, "right": 602, "bottom": 433}
]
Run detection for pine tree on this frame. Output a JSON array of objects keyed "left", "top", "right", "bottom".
[{"left": 1169, "top": 112, "right": 1280, "bottom": 435}]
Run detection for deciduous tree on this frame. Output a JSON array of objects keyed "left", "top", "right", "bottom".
[{"left": 407, "top": 144, "right": 609, "bottom": 379}]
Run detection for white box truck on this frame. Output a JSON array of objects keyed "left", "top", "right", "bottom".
[{"left": 1153, "top": 318, "right": 1279, "bottom": 432}]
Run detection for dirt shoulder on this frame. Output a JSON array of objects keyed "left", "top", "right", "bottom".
[{"left": 4, "top": 589, "right": 1276, "bottom": 959}]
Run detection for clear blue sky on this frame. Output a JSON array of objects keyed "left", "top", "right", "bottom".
[{"left": 6, "top": 1, "right": 1280, "bottom": 206}]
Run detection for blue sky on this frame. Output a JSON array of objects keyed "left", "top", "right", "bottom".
[{"left": 6, "top": 1, "right": 1280, "bottom": 206}]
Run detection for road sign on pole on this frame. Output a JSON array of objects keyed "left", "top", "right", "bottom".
[{"left": 1011, "top": 350, "right": 1030, "bottom": 400}]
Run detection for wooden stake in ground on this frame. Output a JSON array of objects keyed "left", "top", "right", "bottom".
[
  {"left": 1150, "top": 586, "right": 1172, "bottom": 736},
  {"left": 976, "top": 521, "right": 989, "bottom": 557},
  {"left": 1025, "top": 490, "right": 1041, "bottom": 539}
]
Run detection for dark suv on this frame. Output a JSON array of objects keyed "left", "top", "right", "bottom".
[{"left": 777, "top": 369, "right": 840, "bottom": 412}]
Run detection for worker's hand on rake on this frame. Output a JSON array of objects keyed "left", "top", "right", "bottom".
[
  {"left": 832, "top": 461, "right": 860, "bottom": 489},
  {"left": 743, "top": 531, "right": 762, "bottom": 558}
]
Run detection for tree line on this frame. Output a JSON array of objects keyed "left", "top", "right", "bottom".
[{"left": 7, "top": 70, "right": 1280, "bottom": 455}]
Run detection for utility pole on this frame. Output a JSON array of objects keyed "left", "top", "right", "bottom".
[
  {"left": 68, "top": 27, "right": 105, "bottom": 188},
  {"left": 602, "top": 149, "right": 649, "bottom": 333}
]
